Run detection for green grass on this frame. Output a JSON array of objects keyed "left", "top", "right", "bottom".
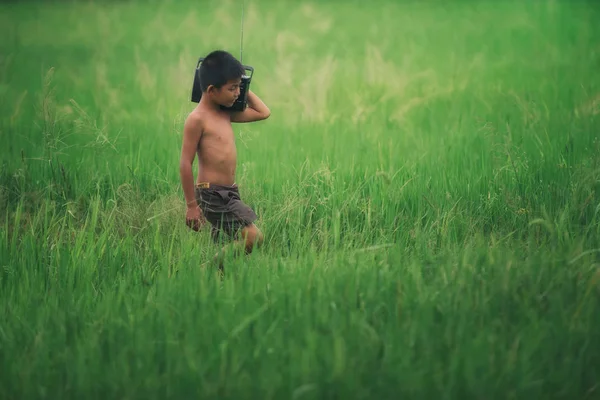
[{"left": 1, "top": 0, "right": 600, "bottom": 398}]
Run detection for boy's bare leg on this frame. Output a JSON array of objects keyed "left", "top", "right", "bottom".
[{"left": 206, "top": 224, "right": 264, "bottom": 271}]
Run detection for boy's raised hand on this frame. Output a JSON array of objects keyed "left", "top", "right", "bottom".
[{"left": 229, "top": 90, "right": 271, "bottom": 123}]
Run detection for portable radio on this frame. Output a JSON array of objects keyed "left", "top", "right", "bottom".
[{"left": 190, "top": 57, "right": 254, "bottom": 112}]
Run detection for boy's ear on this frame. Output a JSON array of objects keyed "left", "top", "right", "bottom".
[{"left": 206, "top": 85, "right": 219, "bottom": 95}]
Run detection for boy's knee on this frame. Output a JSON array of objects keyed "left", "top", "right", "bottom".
[
  {"left": 241, "top": 225, "right": 263, "bottom": 252},
  {"left": 254, "top": 230, "right": 264, "bottom": 247}
]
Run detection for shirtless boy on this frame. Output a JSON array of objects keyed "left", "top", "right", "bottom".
[{"left": 179, "top": 50, "right": 270, "bottom": 269}]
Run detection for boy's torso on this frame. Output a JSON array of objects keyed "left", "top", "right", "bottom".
[{"left": 193, "top": 107, "right": 237, "bottom": 186}]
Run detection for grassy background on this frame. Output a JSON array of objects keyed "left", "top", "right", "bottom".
[{"left": 1, "top": 0, "right": 600, "bottom": 398}]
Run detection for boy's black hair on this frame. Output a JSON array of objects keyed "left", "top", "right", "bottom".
[{"left": 199, "top": 50, "right": 245, "bottom": 92}]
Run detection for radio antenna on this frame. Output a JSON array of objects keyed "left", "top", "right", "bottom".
[{"left": 240, "top": 0, "right": 245, "bottom": 63}]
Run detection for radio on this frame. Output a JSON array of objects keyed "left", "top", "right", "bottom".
[{"left": 190, "top": 57, "right": 254, "bottom": 112}]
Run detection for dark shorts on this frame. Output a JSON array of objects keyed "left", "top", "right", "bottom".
[{"left": 195, "top": 182, "right": 257, "bottom": 242}]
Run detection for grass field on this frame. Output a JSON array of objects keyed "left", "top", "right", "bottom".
[{"left": 1, "top": 0, "right": 600, "bottom": 398}]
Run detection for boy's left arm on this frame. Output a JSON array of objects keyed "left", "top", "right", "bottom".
[{"left": 230, "top": 90, "right": 271, "bottom": 123}]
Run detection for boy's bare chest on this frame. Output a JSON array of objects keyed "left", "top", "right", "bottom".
[{"left": 200, "top": 118, "right": 235, "bottom": 147}]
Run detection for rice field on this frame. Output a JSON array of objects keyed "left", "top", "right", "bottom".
[{"left": 1, "top": 0, "right": 600, "bottom": 398}]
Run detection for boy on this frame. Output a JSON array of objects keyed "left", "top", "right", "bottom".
[{"left": 179, "top": 50, "right": 270, "bottom": 269}]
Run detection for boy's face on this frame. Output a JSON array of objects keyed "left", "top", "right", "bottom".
[{"left": 210, "top": 78, "right": 242, "bottom": 107}]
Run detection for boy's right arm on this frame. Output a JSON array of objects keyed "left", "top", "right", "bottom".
[{"left": 179, "top": 115, "right": 205, "bottom": 230}]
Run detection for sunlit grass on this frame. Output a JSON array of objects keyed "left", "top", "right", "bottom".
[{"left": 1, "top": 0, "right": 600, "bottom": 398}]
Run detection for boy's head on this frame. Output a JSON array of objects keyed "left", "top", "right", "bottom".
[{"left": 199, "top": 50, "right": 245, "bottom": 107}]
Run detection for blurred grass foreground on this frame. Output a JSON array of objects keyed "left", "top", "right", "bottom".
[{"left": 1, "top": 0, "right": 600, "bottom": 399}]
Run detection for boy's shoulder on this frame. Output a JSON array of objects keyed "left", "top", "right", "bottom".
[
  {"left": 186, "top": 105, "right": 231, "bottom": 128},
  {"left": 183, "top": 108, "right": 207, "bottom": 137},
  {"left": 186, "top": 106, "right": 207, "bottom": 123}
]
